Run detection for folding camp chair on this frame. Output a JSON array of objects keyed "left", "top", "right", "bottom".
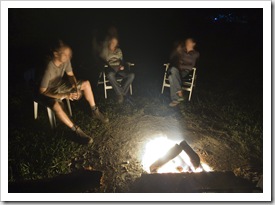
[
  {"left": 34, "top": 98, "right": 72, "bottom": 129},
  {"left": 97, "top": 62, "right": 134, "bottom": 99},
  {"left": 161, "top": 63, "right": 197, "bottom": 101}
]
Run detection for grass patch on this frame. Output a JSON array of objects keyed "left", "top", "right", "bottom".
[{"left": 8, "top": 87, "right": 263, "bottom": 192}]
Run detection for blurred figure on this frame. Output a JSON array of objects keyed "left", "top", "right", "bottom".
[
  {"left": 91, "top": 26, "right": 118, "bottom": 68},
  {"left": 38, "top": 40, "right": 109, "bottom": 144},
  {"left": 100, "top": 36, "right": 135, "bottom": 104},
  {"left": 168, "top": 38, "right": 200, "bottom": 107}
]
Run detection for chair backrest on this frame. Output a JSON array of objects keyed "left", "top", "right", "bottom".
[
  {"left": 163, "top": 63, "right": 170, "bottom": 81},
  {"left": 164, "top": 63, "right": 170, "bottom": 72}
]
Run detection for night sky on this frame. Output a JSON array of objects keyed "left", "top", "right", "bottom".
[{"left": 9, "top": 8, "right": 263, "bottom": 99}]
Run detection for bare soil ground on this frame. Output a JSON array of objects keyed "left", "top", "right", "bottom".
[{"left": 8, "top": 89, "right": 263, "bottom": 193}]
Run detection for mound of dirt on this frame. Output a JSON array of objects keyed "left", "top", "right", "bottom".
[{"left": 93, "top": 110, "right": 188, "bottom": 192}]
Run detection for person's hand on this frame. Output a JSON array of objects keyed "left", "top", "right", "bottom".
[
  {"left": 60, "top": 93, "right": 69, "bottom": 100},
  {"left": 68, "top": 92, "right": 77, "bottom": 101},
  {"left": 120, "top": 66, "right": 124, "bottom": 71},
  {"left": 76, "top": 91, "right": 82, "bottom": 99},
  {"left": 68, "top": 91, "right": 81, "bottom": 101}
]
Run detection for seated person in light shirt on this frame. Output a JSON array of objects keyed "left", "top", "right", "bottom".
[
  {"left": 101, "top": 37, "right": 135, "bottom": 104},
  {"left": 38, "top": 40, "right": 109, "bottom": 144}
]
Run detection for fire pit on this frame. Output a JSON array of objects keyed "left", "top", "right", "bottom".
[
  {"left": 141, "top": 135, "right": 211, "bottom": 174},
  {"left": 134, "top": 135, "right": 259, "bottom": 193}
]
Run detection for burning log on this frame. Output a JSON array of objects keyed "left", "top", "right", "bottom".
[
  {"left": 149, "top": 140, "right": 201, "bottom": 173},
  {"left": 150, "top": 144, "right": 183, "bottom": 173},
  {"left": 179, "top": 141, "right": 201, "bottom": 169}
]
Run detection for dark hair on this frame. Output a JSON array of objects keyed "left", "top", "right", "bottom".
[
  {"left": 171, "top": 40, "right": 184, "bottom": 54},
  {"left": 173, "top": 40, "right": 184, "bottom": 48},
  {"left": 47, "top": 40, "right": 72, "bottom": 60},
  {"left": 51, "top": 40, "right": 71, "bottom": 53}
]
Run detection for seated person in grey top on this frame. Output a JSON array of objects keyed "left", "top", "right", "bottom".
[
  {"left": 168, "top": 38, "right": 200, "bottom": 107},
  {"left": 38, "top": 41, "right": 109, "bottom": 144},
  {"left": 100, "top": 36, "right": 135, "bottom": 104}
]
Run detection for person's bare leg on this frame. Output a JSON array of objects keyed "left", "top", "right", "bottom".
[
  {"left": 52, "top": 101, "right": 74, "bottom": 128},
  {"left": 177, "top": 90, "right": 183, "bottom": 97},
  {"left": 53, "top": 101, "right": 93, "bottom": 143},
  {"left": 80, "top": 80, "right": 109, "bottom": 123},
  {"left": 80, "top": 80, "right": 96, "bottom": 107}
]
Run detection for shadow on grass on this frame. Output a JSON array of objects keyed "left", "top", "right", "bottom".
[
  {"left": 9, "top": 169, "right": 102, "bottom": 193},
  {"left": 130, "top": 172, "right": 262, "bottom": 193}
]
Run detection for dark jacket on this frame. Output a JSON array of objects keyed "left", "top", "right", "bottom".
[{"left": 169, "top": 48, "right": 200, "bottom": 72}]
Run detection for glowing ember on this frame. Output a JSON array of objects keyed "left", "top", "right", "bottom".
[{"left": 141, "top": 136, "right": 212, "bottom": 173}]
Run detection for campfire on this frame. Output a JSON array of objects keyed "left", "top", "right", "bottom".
[{"left": 141, "top": 135, "right": 212, "bottom": 174}]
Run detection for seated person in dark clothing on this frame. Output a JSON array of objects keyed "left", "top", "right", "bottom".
[
  {"left": 38, "top": 40, "right": 109, "bottom": 144},
  {"left": 100, "top": 36, "right": 135, "bottom": 104},
  {"left": 168, "top": 38, "right": 200, "bottom": 107}
]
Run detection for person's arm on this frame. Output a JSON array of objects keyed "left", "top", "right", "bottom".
[
  {"left": 100, "top": 47, "right": 109, "bottom": 66},
  {"left": 39, "top": 69, "right": 68, "bottom": 99},
  {"left": 66, "top": 71, "right": 82, "bottom": 100},
  {"left": 118, "top": 49, "right": 125, "bottom": 70},
  {"left": 190, "top": 52, "right": 199, "bottom": 68},
  {"left": 39, "top": 87, "right": 68, "bottom": 99},
  {"left": 169, "top": 51, "right": 178, "bottom": 68},
  {"left": 66, "top": 71, "right": 78, "bottom": 91}
]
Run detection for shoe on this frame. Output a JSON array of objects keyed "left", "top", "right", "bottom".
[
  {"left": 73, "top": 126, "right": 93, "bottom": 144},
  {"left": 92, "top": 107, "right": 109, "bottom": 123},
  {"left": 117, "top": 95, "right": 124, "bottom": 104},
  {"left": 169, "top": 101, "right": 180, "bottom": 107}
]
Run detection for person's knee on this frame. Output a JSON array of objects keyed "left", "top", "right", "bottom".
[
  {"left": 128, "top": 72, "right": 135, "bottom": 80},
  {"left": 106, "top": 72, "right": 116, "bottom": 80},
  {"left": 168, "top": 75, "right": 173, "bottom": 82},
  {"left": 169, "top": 67, "right": 178, "bottom": 76},
  {"left": 52, "top": 101, "right": 63, "bottom": 113},
  {"left": 82, "top": 80, "right": 91, "bottom": 89}
]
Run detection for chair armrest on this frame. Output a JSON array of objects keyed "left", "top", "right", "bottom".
[
  {"left": 126, "top": 62, "right": 135, "bottom": 67},
  {"left": 104, "top": 63, "right": 135, "bottom": 71}
]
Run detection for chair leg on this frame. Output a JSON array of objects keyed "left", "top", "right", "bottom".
[
  {"left": 97, "top": 72, "right": 103, "bottom": 86},
  {"left": 130, "top": 84, "right": 133, "bottom": 95},
  {"left": 161, "top": 64, "right": 169, "bottom": 94},
  {"left": 104, "top": 84, "right": 107, "bottom": 99},
  {"left": 161, "top": 84, "right": 165, "bottom": 94},
  {"left": 52, "top": 110, "right": 57, "bottom": 127},
  {"left": 161, "top": 73, "right": 167, "bottom": 94},
  {"left": 47, "top": 108, "right": 55, "bottom": 129},
  {"left": 34, "top": 101, "right": 38, "bottom": 119},
  {"left": 103, "top": 73, "right": 108, "bottom": 99},
  {"left": 188, "top": 68, "right": 196, "bottom": 101},
  {"left": 66, "top": 98, "right": 72, "bottom": 117},
  {"left": 188, "top": 88, "right": 193, "bottom": 101}
]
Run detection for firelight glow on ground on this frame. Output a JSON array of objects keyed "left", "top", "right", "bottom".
[{"left": 141, "top": 135, "right": 212, "bottom": 173}]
